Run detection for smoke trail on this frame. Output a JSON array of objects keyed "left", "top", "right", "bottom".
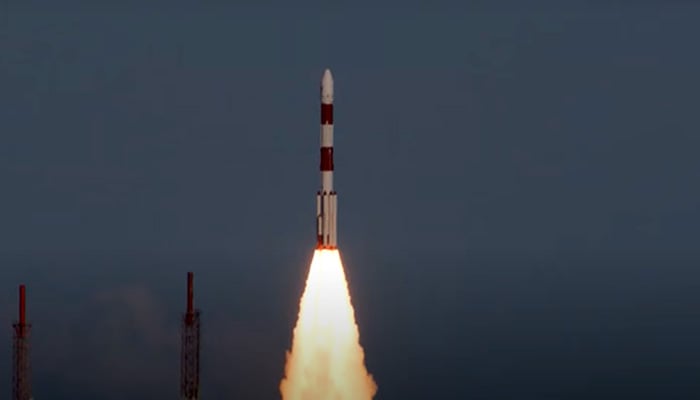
[{"left": 280, "top": 249, "right": 377, "bottom": 400}]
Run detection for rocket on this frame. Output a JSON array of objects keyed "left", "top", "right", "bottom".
[{"left": 316, "top": 69, "right": 337, "bottom": 249}]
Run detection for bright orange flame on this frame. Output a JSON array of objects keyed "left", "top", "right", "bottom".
[{"left": 280, "top": 249, "right": 377, "bottom": 399}]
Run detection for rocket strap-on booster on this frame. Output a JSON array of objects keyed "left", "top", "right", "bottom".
[{"left": 316, "top": 69, "right": 337, "bottom": 249}]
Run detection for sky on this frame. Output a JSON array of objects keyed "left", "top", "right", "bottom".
[{"left": 1, "top": 1, "right": 699, "bottom": 399}]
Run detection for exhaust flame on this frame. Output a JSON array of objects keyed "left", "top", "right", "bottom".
[{"left": 280, "top": 249, "right": 377, "bottom": 399}]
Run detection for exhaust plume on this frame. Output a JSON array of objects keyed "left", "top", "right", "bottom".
[{"left": 280, "top": 249, "right": 377, "bottom": 399}]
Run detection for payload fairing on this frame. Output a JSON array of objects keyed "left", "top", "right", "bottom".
[{"left": 316, "top": 69, "right": 337, "bottom": 249}]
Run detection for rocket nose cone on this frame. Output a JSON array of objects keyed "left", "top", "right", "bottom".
[
  {"left": 321, "top": 68, "right": 334, "bottom": 103},
  {"left": 322, "top": 68, "right": 333, "bottom": 88}
]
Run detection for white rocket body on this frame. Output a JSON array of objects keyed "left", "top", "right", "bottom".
[{"left": 316, "top": 69, "right": 337, "bottom": 249}]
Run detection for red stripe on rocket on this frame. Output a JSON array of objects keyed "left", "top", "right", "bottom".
[{"left": 316, "top": 69, "right": 338, "bottom": 249}]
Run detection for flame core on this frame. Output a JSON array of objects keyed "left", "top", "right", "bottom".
[{"left": 280, "top": 249, "right": 377, "bottom": 400}]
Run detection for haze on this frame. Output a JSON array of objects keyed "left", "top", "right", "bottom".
[{"left": 0, "top": 2, "right": 699, "bottom": 399}]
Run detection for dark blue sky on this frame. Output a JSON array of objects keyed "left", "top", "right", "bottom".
[{"left": 1, "top": 2, "right": 699, "bottom": 399}]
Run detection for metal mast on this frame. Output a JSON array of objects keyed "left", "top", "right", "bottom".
[
  {"left": 180, "top": 272, "right": 200, "bottom": 400},
  {"left": 12, "top": 284, "right": 31, "bottom": 400}
]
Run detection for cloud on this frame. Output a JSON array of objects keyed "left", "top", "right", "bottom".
[
  {"left": 35, "top": 284, "right": 178, "bottom": 400},
  {"left": 202, "top": 316, "right": 288, "bottom": 400},
  {"left": 29, "top": 282, "right": 290, "bottom": 399}
]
